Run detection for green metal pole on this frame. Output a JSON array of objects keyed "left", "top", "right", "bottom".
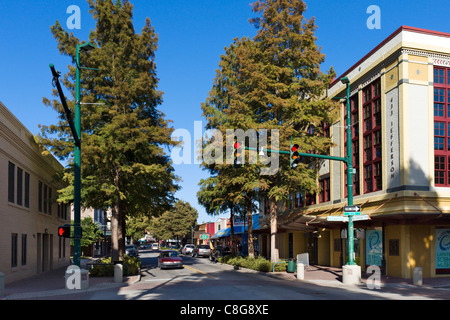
[
  {"left": 73, "top": 44, "right": 82, "bottom": 268},
  {"left": 344, "top": 79, "right": 356, "bottom": 266}
]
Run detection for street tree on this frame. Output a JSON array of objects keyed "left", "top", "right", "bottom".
[
  {"left": 39, "top": 0, "right": 179, "bottom": 262},
  {"left": 201, "top": 0, "right": 337, "bottom": 262},
  {"left": 150, "top": 200, "right": 198, "bottom": 243}
]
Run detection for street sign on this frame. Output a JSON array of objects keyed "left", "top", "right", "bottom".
[
  {"left": 344, "top": 205, "right": 361, "bottom": 216},
  {"left": 327, "top": 216, "right": 349, "bottom": 222},
  {"left": 200, "top": 234, "right": 209, "bottom": 240},
  {"left": 351, "top": 214, "right": 370, "bottom": 221}
]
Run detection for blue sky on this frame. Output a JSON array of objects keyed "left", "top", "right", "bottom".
[{"left": 0, "top": 0, "right": 449, "bottom": 224}]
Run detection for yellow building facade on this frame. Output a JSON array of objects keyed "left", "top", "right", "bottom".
[{"left": 259, "top": 26, "right": 450, "bottom": 279}]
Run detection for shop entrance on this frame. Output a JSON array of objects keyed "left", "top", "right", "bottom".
[{"left": 305, "top": 233, "right": 318, "bottom": 265}]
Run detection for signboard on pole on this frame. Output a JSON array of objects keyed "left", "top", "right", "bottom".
[
  {"left": 327, "top": 216, "right": 349, "bottom": 222},
  {"left": 344, "top": 205, "right": 361, "bottom": 216},
  {"left": 352, "top": 214, "right": 370, "bottom": 221}
]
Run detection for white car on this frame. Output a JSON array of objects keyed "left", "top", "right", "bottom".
[
  {"left": 152, "top": 243, "right": 159, "bottom": 250},
  {"left": 181, "top": 244, "right": 195, "bottom": 255}
]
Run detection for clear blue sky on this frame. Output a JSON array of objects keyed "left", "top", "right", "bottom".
[{"left": 0, "top": 0, "right": 449, "bottom": 224}]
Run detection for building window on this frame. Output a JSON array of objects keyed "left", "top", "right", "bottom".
[
  {"left": 8, "top": 162, "right": 15, "bottom": 203},
  {"left": 389, "top": 239, "right": 399, "bottom": 256},
  {"left": 362, "top": 79, "right": 382, "bottom": 193},
  {"left": 21, "top": 234, "right": 27, "bottom": 266},
  {"left": 319, "top": 176, "right": 330, "bottom": 203},
  {"left": 434, "top": 67, "right": 450, "bottom": 186},
  {"left": 11, "top": 233, "right": 18, "bottom": 268},
  {"left": 38, "top": 181, "right": 53, "bottom": 214},
  {"left": 17, "top": 167, "right": 23, "bottom": 206},
  {"left": 24, "top": 172, "right": 30, "bottom": 208},
  {"left": 38, "top": 181, "right": 43, "bottom": 212},
  {"left": 8, "top": 162, "right": 30, "bottom": 208}
]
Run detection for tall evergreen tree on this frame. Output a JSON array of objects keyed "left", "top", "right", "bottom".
[
  {"left": 200, "top": 0, "right": 337, "bottom": 262},
  {"left": 40, "top": 0, "right": 179, "bottom": 262}
]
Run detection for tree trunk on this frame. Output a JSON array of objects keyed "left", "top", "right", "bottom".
[
  {"left": 230, "top": 206, "right": 236, "bottom": 255},
  {"left": 247, "top": 198, "right": 254, "bottom": 258},
  {"left": 269, "top": 198, "right": 279, "bottom": 263},
  {"left": 111, "top": 169, "right": 124, "bottom": 263}
]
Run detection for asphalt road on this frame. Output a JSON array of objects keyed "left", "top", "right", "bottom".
[{"left": 109, "top": 248, "right": 432, "bottom": 301}]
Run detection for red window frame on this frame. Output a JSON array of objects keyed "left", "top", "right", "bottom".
[
  {"left": 362, "top": 79, "right": 382, "bottom": 193},
  {"left": 434, "top": 67, "right": 450, "bottom": 186},
  {"left": 319, "top": 176, "right": 330, "bottom": 203}
]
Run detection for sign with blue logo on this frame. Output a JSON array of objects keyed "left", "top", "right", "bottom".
[
  {"left": 366, "top": 229, "right": 382, "bottom": 266},
  {"left": 435, "top": 229, "right": 450, "bottom": 271}
]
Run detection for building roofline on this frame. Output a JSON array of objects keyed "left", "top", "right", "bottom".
[{"left": 329, "top": 25, "right": 450, "bottom": 88}]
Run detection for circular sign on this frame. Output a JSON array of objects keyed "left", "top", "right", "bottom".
[{"left": 200, "top": 234, "right": 209, "bottom": 240}]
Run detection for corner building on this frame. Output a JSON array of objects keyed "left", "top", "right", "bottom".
[
  {"left": 0, "top": 101, "right": 70, "bottom": 284},
  {"left": 259, "top": 26, "right": 450, "bottom": 279}
]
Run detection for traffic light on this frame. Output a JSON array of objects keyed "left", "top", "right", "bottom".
[
  {"left": 58, "top": 225, "right": 71, "bottom": 238},
  {"left": 290, "top": 144, "right": 300, "bottom": 168},
  {"left": 233, "top": 139, "right": 242, "bottom": 168}
]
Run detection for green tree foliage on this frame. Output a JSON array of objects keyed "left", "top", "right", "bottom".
[
  {"left": 150, "top": 200, "right": 198, "bottom": 241},
  {"left": 200, "top": 0, "right": 338, "bottom": 261},
  {"left": 40, "top": 0, "right": 179, "bottom": 262}
]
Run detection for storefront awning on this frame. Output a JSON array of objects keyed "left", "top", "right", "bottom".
[{"left": 212, "top": 214, "right": 260, "bottom": 239}]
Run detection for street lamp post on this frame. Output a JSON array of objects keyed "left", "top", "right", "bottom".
[
  {"left": 73, "top": 42, "right": 96, "bottom": 268},
  {"left": 341, "top": 76, "right": 356, "bottom": 266}
]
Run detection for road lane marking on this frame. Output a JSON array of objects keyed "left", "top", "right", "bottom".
[{"left": 184, "top": 265, "right": 215, "bottom": 278}]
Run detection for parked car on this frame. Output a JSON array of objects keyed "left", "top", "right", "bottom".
[
  {"left": 181, "top": 244, "right": 195, "bottom": 255},
  {"left": 152, "top": 243, "right": 159, "bottom": 250},
  {"left": 158, "top": 250, "right": 183, "bottom": 269},
  {"left": 125, "top": 244, "right": 139, "bottom": 257},
  {"left": 209, "top": 246, "right": 232, "bottom": 262},
  {"left": 192, "top": 244, "right": 210, "bottom": 257}
]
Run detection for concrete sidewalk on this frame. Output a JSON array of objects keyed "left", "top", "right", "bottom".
[
  {"left": 1, "top": 259, "right": 139, "bottom": 300},
  {"left": 2, "top": 262, "right": 449, "bottom": 300},
  {"left": 265, "top": 265, "right": 450, "bottom": 299}
]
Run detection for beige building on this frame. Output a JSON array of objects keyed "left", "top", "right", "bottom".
[
  {"left": 0, "top": 101, "right": 70, "bottom": 284},
  {"left": 259, "top": 26, "right": 450, "bottom": 279}
]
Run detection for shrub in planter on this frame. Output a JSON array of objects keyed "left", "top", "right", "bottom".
[{"left": 89, "top": 255, "right": 141, "bottom": 277}]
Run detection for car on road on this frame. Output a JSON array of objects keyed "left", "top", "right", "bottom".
[
  {"left": 181, "top": 244, "right": 195, "bottom": 255},
  {"left": 152, "top": 243, "right": 159, "bottom": 250},
  {"left": 209, "top": 246, "right": 232, "bottom": 262},
  {"left": 158, "top": 250, "right": 183, "bottom": 269},
  {"left": 192, "top": 244, "right": 210, "bottom": 258},
  {"left": 125, "top": 244, "right": 139, "bottom": 257}
]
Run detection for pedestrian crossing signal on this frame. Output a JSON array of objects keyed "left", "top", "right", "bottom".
[
  {"left": 58, "top": 225, "right": 71, "bottom": 238},
  {"left": 290, "top": 144, "right": 300, "bottom": 168}
]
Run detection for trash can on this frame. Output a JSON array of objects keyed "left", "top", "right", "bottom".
[{"left": 287, "top": 259, "right": 296, "bottom": 273}]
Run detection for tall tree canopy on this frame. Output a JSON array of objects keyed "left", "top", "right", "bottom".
[
  {"left": 200, "top": 0, "right": 337, "bottom": 261},
  {"left": 40, "top": 0, "right": 179, "bottom": 261}
]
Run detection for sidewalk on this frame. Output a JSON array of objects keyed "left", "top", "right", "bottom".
[
  {"left": 265, "top": 265, "right": 450, "bottom": 299},
  {"left": 2, "top": 262, "right": 449, "bottom": 300},
  {"left": 1, "top": 259, "right": 139, "bottom": 300}
]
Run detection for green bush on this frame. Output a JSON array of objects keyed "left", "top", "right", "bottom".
[
  {"left": 218, "top": 255, "right": 272, "bottom": 272},
  {"left": 271, "top": 262, "right": 288, "bottom": 272},
  {"left": 89, "top": 255, "right": 141, "bottom": 277}
]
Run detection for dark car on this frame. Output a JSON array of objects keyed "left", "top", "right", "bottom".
[
  {"left": 158, "top": 250, "right": 183, "bottom": 269},
  {"left": 125, "top": 244, "right": 139, "bottom": 257},
  {"left": 192, "top": 244, "right": 210, "bottom": 257},
  {"left": 209, "top": 246, "right": 231, "bottom": 262}
]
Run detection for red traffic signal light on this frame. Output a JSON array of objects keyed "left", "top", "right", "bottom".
[
  {"left": 290, "top": 144, "right": 300, "bottom": 168},
  {"left": 58, "top": 225, "right": 71, "bottom": 238},
  {"left": 233, "top": 139, "right": 242, "bottom": 167}
]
